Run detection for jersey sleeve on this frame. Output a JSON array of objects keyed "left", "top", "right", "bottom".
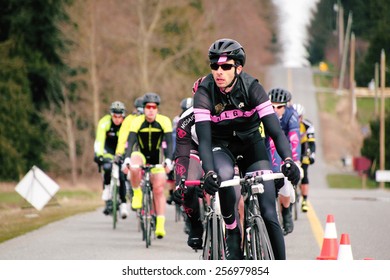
[
  {"left": 94, "top": 115, "right": 111, "bottom": 156},
  {"left": 174, "top": 114, "right": 194, "bottom": 185},
  {"left": 115, "top": 115, "right": 134, "bottom": 155}
]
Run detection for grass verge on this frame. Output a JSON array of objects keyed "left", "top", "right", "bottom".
[{"left": 0, "top": 186, "right": 101, "bottom": 243}]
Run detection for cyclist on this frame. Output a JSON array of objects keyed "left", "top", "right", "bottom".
[
  {"left": 167, "top": 97, "right": 194, "bottom": 205},
  {"left": 171, "top": 77, "right": 207, "bottom": 249},
  {"left": 122, "top": 92, "right": 174, "bottom": 239},
  {"left": 267, "top": 87, "right": 301, "bottom": 235},
  {"left": 293, "top": 103, "right": 316, "bottom": 213},
  {"left": 193, "top": 38, "right": 301, "bottom": 260},
  {"left": 94, "top": 101, "right": 129, "bottom": 219}
]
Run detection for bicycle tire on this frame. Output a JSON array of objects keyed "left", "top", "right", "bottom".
[
  {"left": 216, "top": 216, "right": 226, "bottom": 259},
  {"left": 253, "top": 216, "right": 274, "bottom": 260},
  {"left": 293, "top": 188, "right": 299, "bottom": 220},
  {"left": 202, "top": 215, "right": 212, "bottom": 260},
  {"left": 144, "top": 191, "right": 151, "bottom": 248},
  {"left": 211, "top": 214, "right": 219, "bottom": 260},
  {"left": 112, "top": 182, "right": 118, "bottom": 229}
]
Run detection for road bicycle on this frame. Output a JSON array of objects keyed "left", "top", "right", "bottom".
[
  {"left": 129, "top": 163, "right": 162, "bottom": 248},
  {"left": 220, "top": 171, "right": 286, "bottom": 260},
  {"left": 110, "top": 161, "right": 121, "bottom": 229},
  {"left": 99, "top": 159, "right": 121, "bottom": 229},
  {"left": 180, "top": 179, "right": 226, "bottom": 260}
]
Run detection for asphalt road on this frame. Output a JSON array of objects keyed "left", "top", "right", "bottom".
[{"left": 0, "top": 66, "right": 389, "bottom": 260}]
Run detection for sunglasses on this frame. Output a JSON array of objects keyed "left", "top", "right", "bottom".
[
  {"left": 210, "top": 63, "right": 236, "bottom": 71},
  {"left": 112, "top": 114, "right": 124, "bottom": 118},
  {"left": 272, "top": 105, "right": 286, "bottom": 109},
  {"left": 145, "top": 104, "right": 158, "bottom": 110}
]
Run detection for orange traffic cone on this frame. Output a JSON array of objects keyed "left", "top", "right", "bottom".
[
  {"left": 317, "top": 214, "right": 338, "bottom": 260},
  {"left": 337, "top": 233, "right": 353, "bottom": 260}
]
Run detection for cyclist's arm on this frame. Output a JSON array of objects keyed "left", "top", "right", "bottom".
[
  {"left": 115, "top": 115, "right": 133, "bottom": 155},
  {"left": 194, "top": 87, "right": 215, "bottom": 173},
  {"left": 195, "top": 120, "right": 214, "bottom": 173},
  {"left": 163, "top": 132, "right": 173, "bottom": 160},
  {"left": 94, "top": 115, "right": 110, "bottom": 157},
  {"left": 125, "top": 131, "right": 137, "bottom": 158}
]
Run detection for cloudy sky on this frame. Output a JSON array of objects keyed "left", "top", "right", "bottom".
[{"left": 272, "top": 0, "right": 320, "bottom": 67}]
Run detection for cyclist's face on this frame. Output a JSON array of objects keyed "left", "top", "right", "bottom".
[
  {"left": 144, "top": 103, "right": 158, "bottom": 121},
  {"left": 272, "top": 103, "right": 286, "bottom": 118},
  {"left": 111, "top": 114, "right": 124, "bottom": 125},
  {"left": 211, "top": 59, "right": 242, "bottom": 91}
]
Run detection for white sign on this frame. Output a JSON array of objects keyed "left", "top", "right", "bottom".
[
  {"left": 375, "top": 170, "right": 390, "bottom": 182},
  {"left": 15, "top": 166, "right": 60, "bottom": 211}
]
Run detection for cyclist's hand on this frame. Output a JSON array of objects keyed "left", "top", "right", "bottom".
[
  {"left": 121, "top": 157, "right": 131, "bottom": 174},
  {"left": 281, "top": 159, "right": 300, "bottom": 186},
  {"left": 202, "top": 171, "right": 220, "bottom": 195},
  {"left": 94, "top": 155, "right": 104, "bottom": 166},
  {"left": 194, "top": 186, "right": 205, "bottom": 198},
  {"left": 172, "top": 187, "right": 184, "bottom": 205},
  {"left": 163, "top": 158, "right": 174, "bottom": 173}
]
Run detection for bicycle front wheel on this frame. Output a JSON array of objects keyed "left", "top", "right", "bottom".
[
  {"left": 252, "top": 217, "right": 274, "bottom": 260},
  {"left": 143, "top": 191, "right": 152, "bottom": 248},
  {"left": 112, "top": 183, "right": 118, "bottom": 229},
  {"left": 202, "top": 214, "right": 212, "bottom": 260}
]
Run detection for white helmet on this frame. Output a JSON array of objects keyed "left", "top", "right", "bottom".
[{"left": 293, "top": 103, "right": 305, "bottom": 116}]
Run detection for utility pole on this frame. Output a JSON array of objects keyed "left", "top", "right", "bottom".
[
  {"left": 338, "top": 11, "right": 352, "bottom": 94},
  {"left": 349, "top": 32, "right": 356, "bottom": 122},
  {"left": 379, "top": 50, "right": 386, "bottom": 190},
  {"left": 338, "top": 1, "right": 344, "bottom": 64},
  {"left": 375, "top": 63, "right": 379, "bottom": 118}
]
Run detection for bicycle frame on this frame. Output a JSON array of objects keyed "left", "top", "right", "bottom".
[
  {"left": 183, "top": 179, "right": 226, "bottom": 260},
  {"left": 221, "top": 172, "right": 285, "bottom": 260}
]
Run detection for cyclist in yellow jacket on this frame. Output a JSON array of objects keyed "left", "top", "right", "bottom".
[
  {"left": 94, "top": 101, "right": 128, "bottom": 218},
  {"left": 293, "top": 103, "right": 316, "bottom": 212}
]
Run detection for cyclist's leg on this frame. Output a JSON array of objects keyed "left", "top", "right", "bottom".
[
  {"left": 213, "top": 146, "right": 242, "bottom": 259},
  {"left": 300, "top": 163, "right": 309, "bottom": 212},
  {"left": 129, "top": 152, "right": 145, "bottom": 209},
  {"left": 102, "top": 161, "right": 113, "bottom": 214},
  {"left": 118, "top": 170, "right": 129, "bottom": 218},
  {"left": 151, "top": 166, "right": 167, "bottom": 238},
  {"left": 183, "top": 155, "right": 204, "bottom": 248}
]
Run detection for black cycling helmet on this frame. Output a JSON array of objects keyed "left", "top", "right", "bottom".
[
  {"left": 208, "top": 38, "right": 246, "bottom": 66},
  {"left": 143, "top": 92, "right": 161, "bottom": 106},
  {"left": 268, "top": 88, "right": 291, "bottom": 104},
  {"left": 110, "top": 101, "right": 126, "bottom": 116},
  {"left": 134, "top": 96, "right": 144, "bottom": 108},
  {"left": 180, "top": 97, "right": 193, "bottom": 111}
]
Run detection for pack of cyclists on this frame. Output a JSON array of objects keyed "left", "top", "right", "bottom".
[{"left": 93, "top": 38, "right": 315, "bottom": 260}]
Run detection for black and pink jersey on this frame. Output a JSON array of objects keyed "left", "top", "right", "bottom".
[{"left": 193, "top": 73, "right": 293, "bottom": 173}]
